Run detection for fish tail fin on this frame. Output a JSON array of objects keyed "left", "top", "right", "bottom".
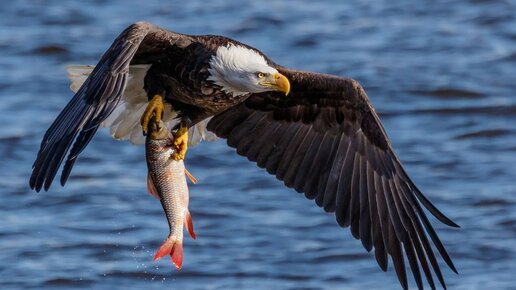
[
  {"left": 185, "top": 210, "right": 196, "bottom": 240},
  {"left": 171, "top": 243, "right": 183, "bottom": 270},
  {"left": 153, "top": 239, "right": 173, "bottom": 261},
  {"left": 154, "top": 239, "right": 183, "bottom": 270}
]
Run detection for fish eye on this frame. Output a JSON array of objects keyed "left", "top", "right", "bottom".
[{"left": 257, "top": 72, "right": 265, "bottom": 78}]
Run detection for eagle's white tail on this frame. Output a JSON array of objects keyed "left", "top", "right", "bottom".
[{"left": 66, "top": 64, "right": 217, "bottom": 145}]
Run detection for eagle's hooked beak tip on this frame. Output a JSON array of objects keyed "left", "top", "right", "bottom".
[{"left": 273, "top": 72, "right": 290, "bottom": 96}]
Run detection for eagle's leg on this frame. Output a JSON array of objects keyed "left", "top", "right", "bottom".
[
  {"left": 172, "top": 126, "right": 188, "bottom": 161},
  {"left": 140, "top": 95, "right": 164, "bottom": 135}
]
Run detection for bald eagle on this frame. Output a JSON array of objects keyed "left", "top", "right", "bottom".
[{"left": 30, "top": 22, "right": 458, "bottom": 289}]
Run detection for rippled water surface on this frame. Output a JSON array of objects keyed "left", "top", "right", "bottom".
[{"left": 1, "top": 1, "right": 515, "bottom": 289}]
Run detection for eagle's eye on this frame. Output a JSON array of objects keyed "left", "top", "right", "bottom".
[{"left": 257, "top": 72, "right": 265, "bottom": 78}]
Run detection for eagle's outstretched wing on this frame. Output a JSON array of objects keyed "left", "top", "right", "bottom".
[
  {"left": 30, "top": 22, "right": 193, "bottom": 192},
  {"left": 207, "top": 67, "right": 459, "bottom": 290}
]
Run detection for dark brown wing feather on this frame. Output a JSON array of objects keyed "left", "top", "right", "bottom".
[
  {"left": 29, "top": 22, "right": 193, "bottom": 191},
  {"left": 207, "top": 68, "right": 459, "bottom": 290}
]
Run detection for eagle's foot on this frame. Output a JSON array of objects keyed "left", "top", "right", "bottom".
[
  {"left": 141, "top": 95, "right": 164, "bottom": 135},
  {"left": 172, "top": 127, "right": 189, "bottom": 161}
]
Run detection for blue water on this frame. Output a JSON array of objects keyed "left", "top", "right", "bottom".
[{"left": 1, "top": 0, "right": 515, "bottom": 289}]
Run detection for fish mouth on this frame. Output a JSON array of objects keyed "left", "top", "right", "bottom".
[{"left": 147, "top": 119, "right": 169, "bottom": 140}]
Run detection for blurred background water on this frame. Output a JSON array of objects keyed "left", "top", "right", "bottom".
[{"left": 0, "top": 0, "right": 515, "bottom": 289}]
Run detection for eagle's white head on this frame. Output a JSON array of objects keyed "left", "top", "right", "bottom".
[{"left": 207, "top": 44, "right": 290, "bottom": 97}]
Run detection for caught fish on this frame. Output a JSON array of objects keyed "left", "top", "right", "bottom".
[{"left": 145, "top": 119, "right": 196, "bottom": 270}]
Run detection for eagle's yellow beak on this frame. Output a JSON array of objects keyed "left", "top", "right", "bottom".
[{"left": 271, "top": 72, "right": 290, "bottom": 95}]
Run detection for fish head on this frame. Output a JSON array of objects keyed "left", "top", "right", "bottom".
[{"left": 147, "top": 118, "right": 169, "bottom": 140}]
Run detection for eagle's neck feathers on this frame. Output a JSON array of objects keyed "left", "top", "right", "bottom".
[{"left": 207, "top": 44, "right": 276, "bottom": 97}]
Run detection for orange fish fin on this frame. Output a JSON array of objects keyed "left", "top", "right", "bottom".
[
  {"left": 171, "top": 243, "right": 183, "bottom": 270},
  {"left": 154, "top": 239, "right": 183, "bottom": 270},
  {"left": 153, "top": 239, "right": 173, "bottom": 261},
  {"left": 185, "top": 210, "right": 196, "bottom": 240},
  {"left": 184, "top": 168, "right": 197, "bottom": 184},
  {"left": 146, "top": 173, "right": 160, "bottom": 199}
]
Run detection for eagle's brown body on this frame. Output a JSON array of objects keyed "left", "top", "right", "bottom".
[
  {"left": 30, "top": 21, "right": 458, "bottom": 290},
  {"left": 134, "top": 31, "right": 246, "bottom": 125}
]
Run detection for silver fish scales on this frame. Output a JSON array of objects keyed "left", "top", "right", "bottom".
[{"left": 145, "top": 120, "right": 196, "bottom": 270}]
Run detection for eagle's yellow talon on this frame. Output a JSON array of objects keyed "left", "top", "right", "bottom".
[
  {"left": 141, "top": 95, "right": 164, "bottom": 135},
  {"left": 172, "top": 127, "right": 189, "bottom": 160}
]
